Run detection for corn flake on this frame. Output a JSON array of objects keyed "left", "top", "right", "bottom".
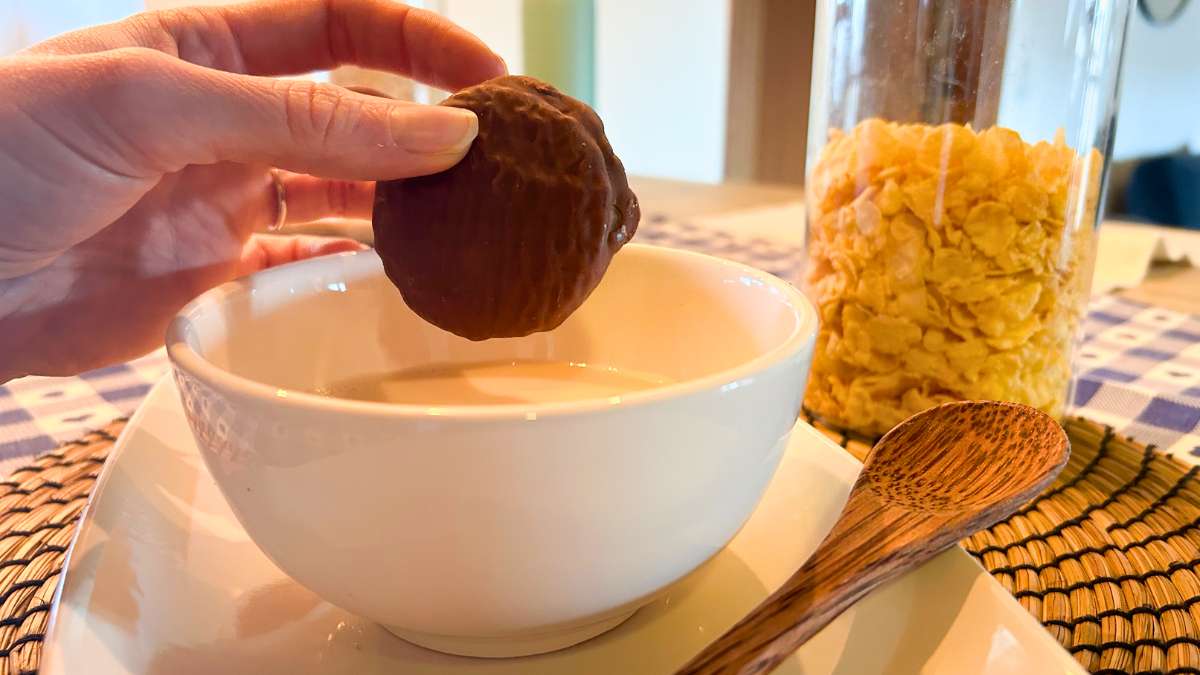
[{"left": 963, "top": 202, "right": 1019, "bottom": 256}]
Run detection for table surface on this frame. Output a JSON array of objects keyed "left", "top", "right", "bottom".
[
  {"left": 630, "top": 176, "right": 804, "bottom": 218},
  {"left": 2, "top": 176, "right": 1198, "bottom": 474},
  {"left": 1116, "top": 262, "right": 1200, "bottom": 315},
  {"left": 0, "top": 177, "right": 1195, "bottom": 675},
  {"left": 291, "top": 177, "right": 810, "bottom": 245},
  {"left": 0, "top": 179, "right": 1193, "bottom": 675}
]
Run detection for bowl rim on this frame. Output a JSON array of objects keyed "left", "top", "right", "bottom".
[{"left": 166, "top": 243, "right": 817, "bottom": 420}]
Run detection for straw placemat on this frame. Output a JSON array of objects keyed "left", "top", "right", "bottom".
[
  {"left": 0, "top": 416, "right": 1196, "bottom": 674},
  {"left": 0, "top": 419, "right": 120, "bottom": 675}
]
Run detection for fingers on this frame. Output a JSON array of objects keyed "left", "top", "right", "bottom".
[
  {"left": 27, "top": 0, "right": 507, "bottom": 90},
  {"left": 88, "top": 49, "right": 477, "bottom": 179},
  {"left": 237, "top": 233, "right": 366, "bottom": 277},
  {"left": 276, "top": 173, "right": 376, "bottom": 225}
]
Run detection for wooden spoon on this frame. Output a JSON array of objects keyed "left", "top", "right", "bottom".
[{"left": 675, "top": 400, "right": 1069, "bottom": 675}]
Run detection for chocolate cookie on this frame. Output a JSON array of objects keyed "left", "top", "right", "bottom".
[{"left": 372, "top": 75, "right": 640, "bottom": 341}]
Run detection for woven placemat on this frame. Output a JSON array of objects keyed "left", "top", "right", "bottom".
[
  {"left": 0, "top": 420, "right": 121, "bottom": 675},
  {"left": 0, "top": 415, "right": 1195, "bottom": 673}
]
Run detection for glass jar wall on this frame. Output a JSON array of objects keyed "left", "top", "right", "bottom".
[{"left": 802, "top": 0, "right": 1132, "bottom": 437}]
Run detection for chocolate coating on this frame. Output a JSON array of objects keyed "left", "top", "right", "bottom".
[{"left": 372, "top": 75, "right": 640, "bottom": 341}]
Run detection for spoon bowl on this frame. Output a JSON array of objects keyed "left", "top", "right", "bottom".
[{"left": 864, "top": 401, "right": 1070, "bottom": 512}]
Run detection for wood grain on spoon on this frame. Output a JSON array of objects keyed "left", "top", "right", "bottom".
[{"left": 675, "top": 400, "right": 1069, "bottom": 675}]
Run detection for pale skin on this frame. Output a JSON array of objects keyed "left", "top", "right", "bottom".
[{"left": 0, "top": 0, "right": 507, "bottom": 382}]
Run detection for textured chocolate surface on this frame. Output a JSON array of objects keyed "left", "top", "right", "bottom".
[{"left": 372, "top": 75, "right": 640, "bottom": 341}]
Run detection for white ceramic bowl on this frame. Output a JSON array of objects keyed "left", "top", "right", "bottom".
[{"left": 167, "top": 243, "right": 817, "bottom": 658}]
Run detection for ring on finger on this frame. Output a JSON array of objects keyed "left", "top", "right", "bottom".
[{"left": 269, "top": 168, "right": 288, "bottom": 232}]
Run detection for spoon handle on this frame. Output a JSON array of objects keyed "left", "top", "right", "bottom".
[{"left": 674, "top": 494, "right": 934, "bottom": 675}]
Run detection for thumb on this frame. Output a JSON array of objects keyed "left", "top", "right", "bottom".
[{"left": 101, "top": 48, "right": 479, "bottom": 180}]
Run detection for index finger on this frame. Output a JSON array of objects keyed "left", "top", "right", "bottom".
[{"left": 28, "top": 0, "right": 507, "bottom": 91}]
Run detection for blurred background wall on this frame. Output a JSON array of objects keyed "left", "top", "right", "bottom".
[{"left": 3, "top": 0, "right": 1197, "bottom": 224}]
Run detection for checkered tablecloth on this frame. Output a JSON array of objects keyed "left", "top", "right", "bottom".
[
  {"left": 0, "top": 352, "right": 171, "bottom": 477},
  {"left": 1074, "top": 295, "right": 1200, "bottom": 454},
  {"left": 1, "top": 215, "right": 1198, "bottom": 476}
]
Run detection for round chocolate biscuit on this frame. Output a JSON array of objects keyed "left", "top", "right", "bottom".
[{"left": 372, "top": 75, "right": 640, "bottom": 341}]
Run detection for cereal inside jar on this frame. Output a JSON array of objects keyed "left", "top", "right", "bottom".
[{"left": 802, "top": 119, "right": 1103, "bottom": 437}]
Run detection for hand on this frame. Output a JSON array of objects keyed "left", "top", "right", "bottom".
[{"left": 0, "top": 0, "right": 505, "bottom": 381}]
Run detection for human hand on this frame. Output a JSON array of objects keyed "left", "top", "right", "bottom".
[{"left": 0, "top": 0, "right": 505, "bottom": 381}]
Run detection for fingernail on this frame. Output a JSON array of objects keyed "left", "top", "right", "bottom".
[{"left": 392, "top": 106, "right": 478, "bottom": 155}]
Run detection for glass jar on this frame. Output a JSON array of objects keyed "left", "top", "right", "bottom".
[{"left": 802, "top": 0, "right": 1131, "bottom": 437}]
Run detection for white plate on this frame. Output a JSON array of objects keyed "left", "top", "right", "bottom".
[{"left": 42, "top": 378, "right": 1083, "bottom": 674}]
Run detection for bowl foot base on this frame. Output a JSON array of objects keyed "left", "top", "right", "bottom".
[{"left": 385, "top": 606, "right": 640, "bottom": 658}]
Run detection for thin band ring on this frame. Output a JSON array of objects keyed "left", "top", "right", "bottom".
[{"left": 268, "top": 169, "right": 287, "bottom": 232}]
